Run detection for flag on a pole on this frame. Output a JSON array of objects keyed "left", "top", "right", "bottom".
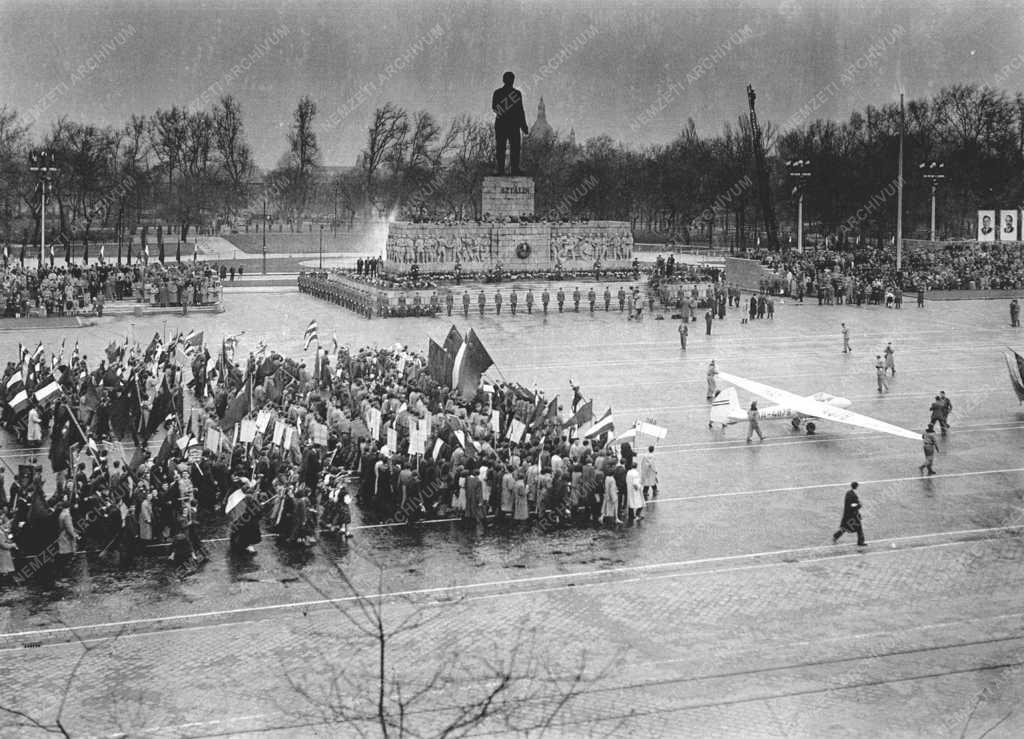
[
  {"left": 6, "top": 370, "right": 24, "bottom": 397},
  {"left": 544, "top": 395, "right": 560, "bottom": 425},
  {"left": 34, "top": 379, "right": 62, "bottom": 405},
  {"left": 442, "top": 325, "right": 463, "bottom": 388},
  {"left": 303, "top": 320, "right": 318, "bottom": 351},
  {"left": 220, "top": 376, "right": 252, "bottom": 431},
  {"left": 582, "top": 408, "right": 614, "bottom": 439},
  {"left": 181, "top": 330, "right": 204, "bottom": 358},
  {"left": 31, "top": 341, "right": 44, "bottom": 363},
  {"left": 8, "top": 389, "right": 30, "bottom": 416},
  {"left": 451, "top": 329, "right": 494, "bottom": 401},
  {"left": 563, "top": 399, "right": 593, "bottom": 428},
  {"left": 427, "top": 339, "right": 449, "bottom": 386}
]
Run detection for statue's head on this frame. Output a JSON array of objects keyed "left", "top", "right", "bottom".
[{"left": 502, "top": 71, "right": 515, "bottom": 85}]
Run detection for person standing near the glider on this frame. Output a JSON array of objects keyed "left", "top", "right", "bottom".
[
  {"left": 832, "top": 482, "right": 866, "bottom": 546},
  {"left": 746, "top": 401, "right": 764, "bottom": 443},
  {"left": 706, "top": 360, "right": 718, "bottom": 401}
]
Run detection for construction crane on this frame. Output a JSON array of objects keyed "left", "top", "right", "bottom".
[{"left": 746, "top": 84, "right": 779, "bottom": 251}]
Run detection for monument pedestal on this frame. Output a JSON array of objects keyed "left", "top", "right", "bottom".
[
  {"left": 383, "top": 175, "right": 634, "bottom": 276},
  {"left": 481, "top": 176, "right": 535, "bottom": 218}
]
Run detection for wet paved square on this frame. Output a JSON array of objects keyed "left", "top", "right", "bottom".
[{"left": 1, "top": 288, "right": 1022, "bottom": 737}]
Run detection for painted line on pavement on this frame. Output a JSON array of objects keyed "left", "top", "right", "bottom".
[
  {"left": 651, "top": 466, "right": 1024, "bottom": 504},
  {"left": 2, "top": 523, "right": 1019, "bottom": 642},
  {"left": 655, "top": 423, "right": 1024, "bottom": 453},
  {"left": 458, "top": 534, "right": 1022, "bottom": 605}
]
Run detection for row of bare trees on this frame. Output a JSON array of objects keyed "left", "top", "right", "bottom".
[
  {"left": 3, "top": 83, "right": 1023, "bottom": 250},
  {"left": 0, "top": 95, "right": 254, "bottom": 250}
]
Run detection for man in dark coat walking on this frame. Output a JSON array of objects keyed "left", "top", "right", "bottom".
[{"left": 832, "top": 482, "right": 866, "bottom": 546}]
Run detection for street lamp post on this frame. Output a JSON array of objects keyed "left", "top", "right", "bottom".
[
  {"left": 262, "top": 198, "right": 267, "bottom": 274},
  {"left": 319, "top": 223, "right": 324, "bottom": 270},
  {"left": 28, "top": 150, "right": 58, "bottom": 266},
  {"left": 785, "top": 159, "right": 812, "bottom": 253},
  {"left": 919, "top": 161, "right": 946, "bottom": 242}
]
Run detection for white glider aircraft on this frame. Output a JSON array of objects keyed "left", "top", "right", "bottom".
[{"left": 709, "top": 371, "right": 920, "bottom": 440}]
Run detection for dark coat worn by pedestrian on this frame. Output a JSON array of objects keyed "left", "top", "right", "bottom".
[{"left": 838, "top": 488, "right": 861, "bottom": 532}]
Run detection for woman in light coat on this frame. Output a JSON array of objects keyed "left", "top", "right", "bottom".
[
  {"left": 639, "top": 446, "right": 659, "bottom": 498},
  {"left": 57, "top": 503, "right": 77, "bottom": 557},
  {"left": 26, "top": 405, "right": 43, "bottom": 444},
  {"left": 512, "top": 473, "right": 529, "bottom": 521},
  {"left": 626, "top": 463, "right": 645, "bottom": 522},
  {"left": 601, "top": 471, "right": 620, "bottom": 524},
  {"left": 138, "top": 490, "right": 154, "bottom": 543},
  {"left": 0, "top": 511, "right": 17, "bottom": 581}
]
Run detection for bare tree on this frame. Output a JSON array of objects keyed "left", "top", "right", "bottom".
[
  {"left": 0, "top": 107, "right": 31, "bottom": 244},
  {"left": 275, "top": 546, "right": 618, "bottom": 737},
  {"left": 0, "top": 619, "right": 128, "bottom": 738},
  {"left": 212, "top": 95, "right": 255, "bottom": 219},
  {"left": 360, "top": 103, "right": 408, "bottom": 217}
]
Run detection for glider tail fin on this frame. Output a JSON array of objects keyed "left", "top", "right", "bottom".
[
  {"left": 1005, "top": 351, "right": 1024, "bottom": 404},
  {"left": 710, "top": 386, "right": 742, "bottom": 427}
]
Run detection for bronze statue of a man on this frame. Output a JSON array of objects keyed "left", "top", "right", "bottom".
[{"left": 492, "top": 71, "right": 529, "bottom": 176}]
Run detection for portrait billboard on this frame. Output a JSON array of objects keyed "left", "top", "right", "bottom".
[
  {"left": 977, "top": 210, "right": 996, "bottom": 242},
  {"left": 1000, "top": 210, "right": 1018, "bottom": 241}
]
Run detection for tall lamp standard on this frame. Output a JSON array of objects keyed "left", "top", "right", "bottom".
[
  {"left": 785, "top": 159, "right": 812, "bottom": 253},
  {"left": 919, "top": 161, "right": 946, "bottom": 242},
  {"left": 262, "top": 198, "right": 267, "bottom": 275},
  {"left": 28, "top": 150, "right": 58, "bottom": 265},
  {"left": 319, "top": 223, "right": 324, "bottom": 270}
]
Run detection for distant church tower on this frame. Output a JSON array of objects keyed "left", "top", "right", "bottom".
[{"left": 532, "top": 97, "right": 554, "bottom": 140}]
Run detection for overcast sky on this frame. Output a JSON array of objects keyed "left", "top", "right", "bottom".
[{"left": 2, "top": 0, "right": 1023, "bottom": 169}]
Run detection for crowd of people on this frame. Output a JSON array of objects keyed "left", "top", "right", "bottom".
[
  {"left": 399, "top": 210, "right": 596, "bottom": 225},
  {"left": 0, "top": 262, "right": 225, "bottom": 318},
  {"left": 0, "top": 330, "right": 659, "bottom": 585},
  {"left": 748, "top": 241, "right": 1024, "bottom": 298}
]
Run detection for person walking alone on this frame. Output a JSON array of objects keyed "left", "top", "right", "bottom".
[
  {"left": 639, "top": 446, "right": 659, "bottom": 499},
  {"left": 706, "top": 360, "right": 718, "bottom": 401},
  {"left": 842, "top": 323, "right": 852, "bottom": 353},
  {"left": 678, "top": 319, "right": 688, "bottom": 350},
  {"left": 832, "top": 482, "right": 866, "bottom": 546},
  {"left": 883, "top": 342, "right": 895, "bottom": 376},
  {"left": 875, "top": 355, "right": 888, "bottom": 393},
  {"left": 746, "top": 401, "right": 764, "bottom": 443},
  {"left": 919, "top": 425, "right": 939, "bottom": 475}
]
